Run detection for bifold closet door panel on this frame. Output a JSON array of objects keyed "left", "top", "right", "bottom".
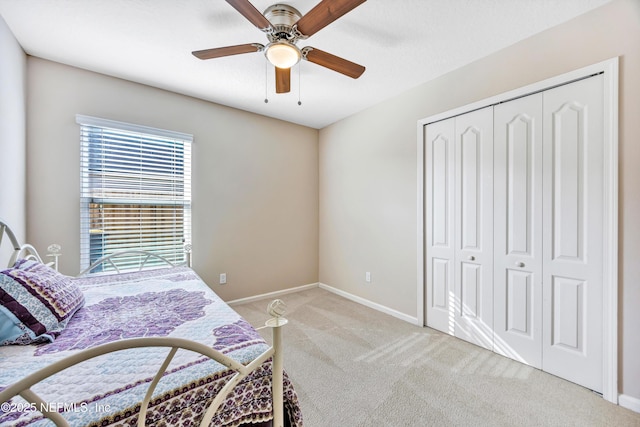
[
  {"left": 424, "top": 118, "right": 455, "bottom": 334},
  {"left": 542, "top": 75, "right": 604, "bottom": 393},
  {"left": 493, "top": 93, "right": 543, "bottom": 368},
  {"left": 453, "top": 107, "right": 494, "bottom": 350}
]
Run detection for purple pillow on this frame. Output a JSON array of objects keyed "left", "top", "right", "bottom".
[{"left": 0, "top": 259, "right": 85, "bottom": 345}]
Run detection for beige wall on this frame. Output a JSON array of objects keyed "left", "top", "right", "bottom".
[
  {"left": 0, "top": 15, "right": 26, "bottom": 263},
  {"left": 319, "top": 0, "right": 640, "bottom": 402},
  {"left": 26, "top": 58, "right": 319, "bottom": 301}
]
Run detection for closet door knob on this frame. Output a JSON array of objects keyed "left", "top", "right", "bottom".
[
  {"left": 468, "top": 256, "right": 475, "bottom": 261},
  {"left": 516, "top": 262, "right": 525, "bottom": 268}
]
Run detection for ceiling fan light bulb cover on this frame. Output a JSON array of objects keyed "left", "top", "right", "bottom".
[{"left": 266, "top": 42, "right": 301, "bottom": 68}]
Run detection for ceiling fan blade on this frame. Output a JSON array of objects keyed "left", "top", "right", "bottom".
[
  {"left": 303, "top": 47, "right": 365, "bottom": 79},
  {"left": 192, "top": 43, "right": 263, "bottom": 60},
  {"left": 296, "top": 0, "right": 367, "bottom": 37},
  {"left": 226, "top": 0, "right": 274, "bottom": 32},
  {"left": 275, "top": 67, "right": 291, "bottom": 93}
]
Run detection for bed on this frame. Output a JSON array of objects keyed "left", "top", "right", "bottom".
[{"left": 0, "top": 220, "right": 303, "bottom": 426}]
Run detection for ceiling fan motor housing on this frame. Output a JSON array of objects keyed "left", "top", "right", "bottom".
[{"left": 264, "top": 4, "right": 304, "bottom": 43}]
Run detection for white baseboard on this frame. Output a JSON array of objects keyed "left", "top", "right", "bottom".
[
  {"left": 228, "top": 281, "right": 421, "bottom": 326},
  {"left": 227, "top": 282, "right": 319, "bottom": 306},
  {"left": 319, "top": 282, "right": 421, "bottom": 326},
  {"left": 619, "top": 394, "right": 640, "bottom": 413}
]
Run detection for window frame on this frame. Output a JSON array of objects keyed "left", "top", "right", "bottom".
[{"left": 76, "top": 114, "right": 193, "bottom": 274}]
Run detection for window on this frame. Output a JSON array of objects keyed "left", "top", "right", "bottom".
[{"left": 77, "top": 115, "right": 192, "bottom": 273}]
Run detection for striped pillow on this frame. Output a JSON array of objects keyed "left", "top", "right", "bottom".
[{"left": 0, "top": 259, "right": 84, "bottom": 345}]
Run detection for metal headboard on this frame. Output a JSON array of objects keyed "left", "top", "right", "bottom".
[{"left": 0, "top": 218, "right": 45, "bottom": 268}]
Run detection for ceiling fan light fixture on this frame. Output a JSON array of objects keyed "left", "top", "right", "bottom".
[{"left": 265, "top": 41, "right": 301, "bottom": 69}]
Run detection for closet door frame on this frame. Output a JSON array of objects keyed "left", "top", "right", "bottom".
[{"left": 417, "top": 57, "right": 619, "bottom": 403}]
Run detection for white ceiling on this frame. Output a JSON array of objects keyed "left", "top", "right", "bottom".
[{"left": 0, "top": 0, "right": 611, "bottom": 129}]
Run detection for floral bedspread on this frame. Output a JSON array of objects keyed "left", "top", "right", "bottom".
[{"left": 0, "top": 267, "right": 303, "bottom": 426}]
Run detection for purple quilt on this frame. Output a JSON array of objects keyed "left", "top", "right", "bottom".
[{"left": 0, "top": 267, "right": 303, "bottom": 426}]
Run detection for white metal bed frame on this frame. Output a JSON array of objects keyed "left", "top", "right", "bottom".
[
  {"left": 0, "top": 218, "right": 287, "bottom": 427},
  {"left": 77, "top": 249, "right": 187, "bottom": 277},
  {"left": 0, "top": 220, "right": 47, "bottom": 268}
]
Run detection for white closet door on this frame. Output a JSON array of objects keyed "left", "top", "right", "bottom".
[
  {"left": 493, "top": 94, "right": 543, "bottom": 368},
  {"left": 425, "top": 118, "right": 455, "bottom": 334},
  {"left": 454, "top": 107, "right": 493, "bottom": 350},
  {"left": 542, "top": 75, "right": 604, "bottom": 392}
]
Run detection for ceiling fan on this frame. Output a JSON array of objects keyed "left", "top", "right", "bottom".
[{"left": 192, "top": 0, "right": 367, "bottom": 94}]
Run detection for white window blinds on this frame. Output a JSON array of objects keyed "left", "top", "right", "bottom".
[{"left": 77, "top": 115, "right": 192, "bottom": 273}]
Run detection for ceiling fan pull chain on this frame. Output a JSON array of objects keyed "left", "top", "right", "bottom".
[
  {"left": 298, "top": 62, "right": 302, "bottom": 106},
  {"left": 264, "top": 60, "right": 269, "bottom": 103}
]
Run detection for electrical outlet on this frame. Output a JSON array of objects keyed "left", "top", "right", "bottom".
[
  {"left": 220, "top": 273, "right": 227, "bottom": 285},
  {"left": 365, "top": 272, "right": 371, "bottom": 283}
]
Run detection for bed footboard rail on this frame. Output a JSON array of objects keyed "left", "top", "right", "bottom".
[{"left": 0, "top": 300, "right": 289, "bottom": 427}]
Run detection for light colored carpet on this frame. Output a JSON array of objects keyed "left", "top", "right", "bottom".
[{"left": 234, "top": 287, "right": 640, "bottom": 427}]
